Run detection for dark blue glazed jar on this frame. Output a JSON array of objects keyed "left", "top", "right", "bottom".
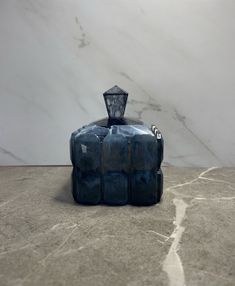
[{"left": 70, "top": 86, "right": 163, "bottom": 205}]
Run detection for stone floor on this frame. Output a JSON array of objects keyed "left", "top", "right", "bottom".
[{"left": 0, "top": 166, "right": 234, "bottom": 286}]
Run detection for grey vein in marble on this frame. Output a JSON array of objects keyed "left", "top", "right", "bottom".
[{"left": 0, "top": 147, "right": 27, "bottom": 165}]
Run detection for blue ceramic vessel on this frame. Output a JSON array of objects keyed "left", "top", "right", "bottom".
[{"left": 70, "top": 86, "right": 163, "bottom": 205}]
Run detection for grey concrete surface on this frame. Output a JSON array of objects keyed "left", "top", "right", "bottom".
[{"left": 0, "top": 166, "right": 234, "bottom": 286}]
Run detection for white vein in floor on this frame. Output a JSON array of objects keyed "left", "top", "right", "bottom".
[{"left": 163, "top": 198, "right": 188, "bottom": 286}]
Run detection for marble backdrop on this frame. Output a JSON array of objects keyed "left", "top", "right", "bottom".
[{"left": 0, "top": 0, "right": 234, "bottom": 166}]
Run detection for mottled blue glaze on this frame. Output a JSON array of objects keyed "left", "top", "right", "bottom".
[
  {"left": 70, "top": 85, "right": 163, "bottom": 205},
  {"left": 130, "top": 170, "right": 163, "bottom": 205},
  {"left": 70, "top": 124, "right": 163, "bottom": 205},
  {"left": 103, "top": 172, "right": 128, "bottom": 205},
  {"left": 103, "top": 134, "right": 129, "bottom": 172}
]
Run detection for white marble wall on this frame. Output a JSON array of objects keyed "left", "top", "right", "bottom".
[{"left": 0, "top": 0, "right": 235, "bottom": 166}]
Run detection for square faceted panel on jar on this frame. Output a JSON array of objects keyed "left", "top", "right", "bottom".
[
  {"left": 74, "top": 133, "right": 101, "bottom": 172},
  {"left": 102, "top": 134, "right": 129, "bottom": 172},
  {"left": 72, "top": 169, "right": 101, "bottom": 205},
  {"left": 131, "top": 134, "right": 162, "bottom": 170},
  {"left": 103, "top": 172, "right": 128, "bottom": 205},
  {"left": 130, "top": 170, "right": 161, "bottom": 205}
]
